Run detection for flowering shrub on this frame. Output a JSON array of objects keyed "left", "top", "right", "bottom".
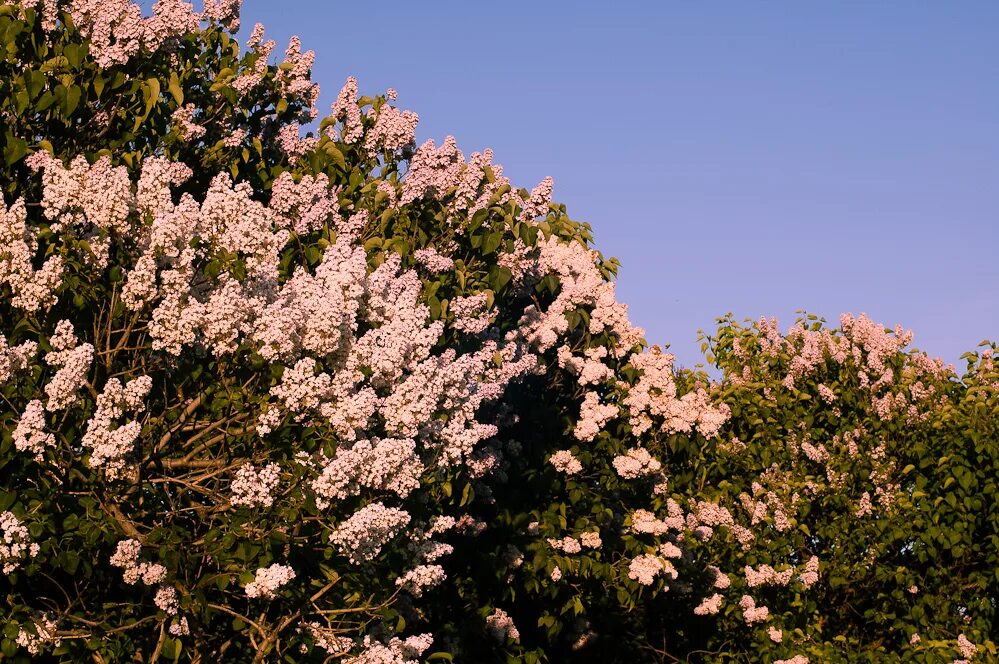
[
  {"left": 0, "top": 1, "right": 607, "bottom": 659},
  {"left": 433, "top": 313, "right": 997, "bottom": 662},
  {"left": 0, "top": 2, "right": 997, "bottom": 663}
]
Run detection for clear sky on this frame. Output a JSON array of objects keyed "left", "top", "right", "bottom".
[{"left": 240, "top": 1, "right": 998, "bottom": 369}]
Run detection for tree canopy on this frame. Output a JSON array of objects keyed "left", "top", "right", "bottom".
[{"left": 1, "top": 2, "right": 996, "bottom": 662}]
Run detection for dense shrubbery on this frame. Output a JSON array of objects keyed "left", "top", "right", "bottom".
[{"left": 1, "top": 2, "right": 996, "bottom": 662}]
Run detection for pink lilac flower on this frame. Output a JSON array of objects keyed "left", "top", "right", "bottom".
[
  {"left": 245, "top": 563, "right": 296, "bottom": 599},
  {"left": 956, "top": 634, "right": 977, "bottom": 659},
  {"left": 230, "top": 463, "right": 282, "bottom": 508},
  {"left": 154, "top": 586, "right": 179, "bottom": 615},
  {"left": 110, "top": 539, "right": 167, "bottom": 586},
  {"left": 329, "top": 503, "right": 411, "bottom": 564},
  {"left": 13, "top": 400, "right": 55, "bottom": 462},
  {"left": 43, "top": 321, "right": 94, "bottom": 412},
  {"left": 169, "top": 617, "right": 190, "bottom": 636},
  {"left": 81, "top": 375, "right": 153, "bottom": 479},
  {"left": 343, "top": 634, "right": 433, "bottom": 664},
  {"left": 485, "top": 608, "right": 520, "bottom": 642},
  {"left": 395, "top": 564, "right": 446, "bottom": 597},
  {"left": 549, "top": 450, "right": 583, "bottom": 475},
  {"left": 693, "top": 593, "right": 722, "bottom": 615},
  {"left": 15, "top": 613, "right": 60, "bottom": 656},
  {"left": 613, "top": 448, "right": 662, "bottom": 479},
  {"left": 738, "top": 595, "right": 769, "bottom": 624},
  {"left": 628, "top": 554, "right": 666, "bottom": 586},
  {"left": 0, "top": 512, "right": 40, "bottom": 574}
]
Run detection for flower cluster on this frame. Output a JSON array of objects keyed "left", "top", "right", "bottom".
[
  {"left": 15, "top": 614, "right": 61, "bottom": 657},
  {"left": 312, "top": 438, "right": 422, "bottom": 508},
  {"left": 612, "top": 447, "right": 662, "bottom": 479},
  {"left": 81, "top": 375, "right": 153, "bottom": 479},
  {"left": 549, "top": 450, "right": 583, "bottom": 475},
  {"left": 154, "top": 586, "right": 179, "bottom": 615},
  {"left": 364, "top": 102, "right": 419, "bottom": 155},
  {"left": 276, "top": 36, "right": 319, "bottom": 119},
  {"left": 628, "top": 553, "right": 676, "bottom": 587},
  {"left": 13, "top": 400, "right": 55, "bottom": 462},
  {"left": 0, "top": 335, "right": 35, "bottom": 384},
  {"left": 43, "top": 320, "right": 94, "bottom": 412},
  {"left": 1, "top": 511, "right": 40, "bottom": 574},
  {"left": 230, "top": 462, "right": 282, "bottom": 508},
  {"left": 60, "top": 0, "right": 238, "bottom": 68},
  {"left": 231, "top": 22, "right": 275, "bottom": 94},
  {"left": 738, "top": 595, "right": 769, "bottom": 625},
  {"left": 245, "top": 563, "right": 296, "bottom": 599},
  {"left": 486, "top": 608, "right": 521, "bottom": 642},
  {"left": 172, "top": 104, "right": 206, "bottom": 141},
  {"left": 329, "top": 502, "right": 411, "bottom": 564},
  {"left": 109, "top": 539, "right": 166, "bottom": 586},
  {"left": 573, "top": 391, "right": 618, "bottom": 442},
  {"left": 0, "top": 197, "right": 64, "bottom": 311},
  {"left": 394, "top": 564, "right": 446, "bottom": 597},
  {"left": 342, "top": 634, "right": 433, "bottom": 664}
]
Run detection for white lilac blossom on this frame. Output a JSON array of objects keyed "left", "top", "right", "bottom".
[
  {"left": 343, "top": 634, "right": 433, "bottom": 664},
  {"left": 109, "top": 539, "right": 167, "bottom": 586},
  {"left": 628, "top": 554, "right": 677, "bottom": 587},
  {"left": 0, "top": 336, "right": 36, "bottom": 384},
  {"left": 1, "top": 512, "right": 40, "bottom": 574},
  {"left": 312, "top": 438, "right": 422, "bottom": 509},
  {"left": 799, "top": 556, "right": 820, "bottom": 588},
  {"left": 81, "top": 375, "right": 153, "bottom": 479},
  {"left": 623, "top": 346, "right": 730, "bottom": 438},
  {"left": 329, "top": 503, "right": 411, "bottom": 564},
  {"left": 613, "top": 447, "right": 662, "bottom": 479},
  {"left": 154, "top": 586, "right": 180, "bottom": 615},
  {"left": 744, "top": 564, "right": 794, "bottom": 588},
  {"left": 693, "top": 593, "right": 723, "bottom": 615},
  {"left": 738, "top": 595, "right": 769, "bottom": 625},
  {"left": 169, "top": 617, "right": 190, "bottom": 637},
  {"left": 413, "top": 247, "right": 454, "bottom": 273},
  {"left": 15, "top": 614, "right": 61, "bottom": 656},
  {"left": 485, "top": 608, "right": 520, "bottom": 642},
  {"left": 13, "top": 400, "right": 55, "bottom": 461},
  {"left": 395, "top": 564, "right": 446, "bottom": 597},
  {"left": 172, "top": 104, "right": 205, "bottom": 141},
  {"left": 573, "top": 391, "right": 617, "bottom": 442},
  {"left": 549, "top": 450, "right": 583, "bottom": 475},
  {"left": 547, "top": 537, "right": 582, "bottom": 554},
  {"left": 245, "top": 563, "right": 296, "bottom": 599},
  {"left": 43, "top": 321, "right": 94, "bottom": 412},
  {"left": 230, "top": 462, "right": 282, "bottom": 508},
  {"left": 0, "top": 197, "right": 64, "bottom": 311}
]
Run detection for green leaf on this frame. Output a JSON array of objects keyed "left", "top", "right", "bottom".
[
  {"left": 63, "top": 84, "right": 81, "bottom": 115},
  {"left": 142, "top": 77, "right": 160, "bottom": 120},
  {"left": 168, "top": 70, "right": 184, "bottom": 105},
  {"left": 64, "top": 43, "right": 86, "bottom": 68},
  {"left": 4, "top": 136, "right": 28, "bottom": 166},
  {"left": 481, "top": 230, "right": 503, "bottom": 255},
  {"left": 325, "top": 143, "right": 346, "bottom": 170}
]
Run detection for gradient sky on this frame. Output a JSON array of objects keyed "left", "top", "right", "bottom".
[{"left": 235, "top": 1, "right": 998, "bottom": 369}]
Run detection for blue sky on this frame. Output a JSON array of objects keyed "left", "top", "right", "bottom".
[{"left": 241, "top": 1, "right": 997, "bottom": 369}]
